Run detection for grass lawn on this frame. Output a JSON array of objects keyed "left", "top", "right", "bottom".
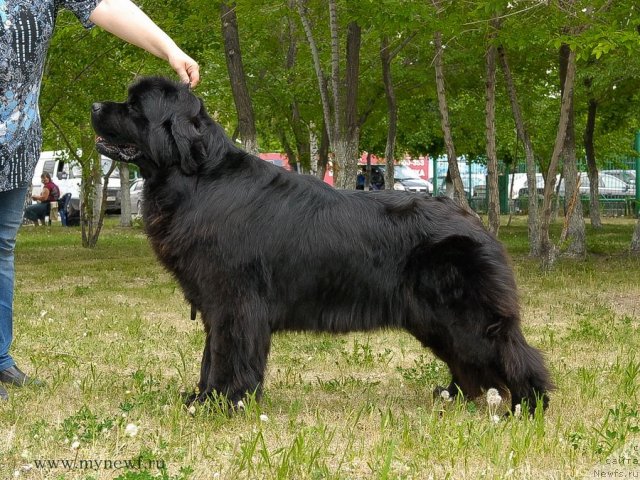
[{"left": 1, "top": 216, "right": 638, "bottom": 479}]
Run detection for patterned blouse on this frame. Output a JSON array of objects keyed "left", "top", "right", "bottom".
[{"left": 0, "top": 0, "right": 99, "bottom": 192}]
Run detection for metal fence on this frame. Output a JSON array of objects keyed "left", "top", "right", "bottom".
[{"left": 435, "top": 157, "right": 639, "bottom": 218}]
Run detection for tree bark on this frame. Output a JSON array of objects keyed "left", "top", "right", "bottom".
[
  {"left": 119, "top": 162, "right": 131, "bottom": 227},
  {"left": 309, "top": 121, "right": 318, "bottom": 176},
  {"left": 317, "top": 120, "right": 330, "bottom": 180},
  {"left": 342, "top": 21, "right": 361, "bottom": 189},
  {"left": 433, "top": 30, "right": 468, "bottom": 209},
  {"left": 559, "top": 43, "right": 586, "bottom": 257},
  {"left": 221, "top": 2, "right": 258, "bottom": 155},
  {"left": 485, "top": 20, "right": 500, "bottom": 236},
  {"left": 539, "top": 47, "right": 577, "bottom": 268},
  {"left": 381, "top": 36, "right": 397, "bottom": 191},
  {"left": 584, "top": 94, "right": 602, "bottom": 228},
  {"left": 498, "top": 46, "right": 540, "bottom": 255}
]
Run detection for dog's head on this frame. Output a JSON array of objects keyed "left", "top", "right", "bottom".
[{"left": 91, "top": 77, "right": 211, "bottom": 177}]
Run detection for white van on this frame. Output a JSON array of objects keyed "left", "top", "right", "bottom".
[{"left": 31, "top": 151, "right": 122, "bottom": 212}]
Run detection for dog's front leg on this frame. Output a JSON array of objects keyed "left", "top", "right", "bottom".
[{"left": 191, "top": 303, "right": 272, "bottom": 408}]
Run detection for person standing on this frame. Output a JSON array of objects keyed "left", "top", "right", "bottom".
[{"left": 0, "top": 0, "right": 200, "bottom": 401}]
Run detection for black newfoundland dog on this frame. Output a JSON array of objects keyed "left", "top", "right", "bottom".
[{"left": 91, "top": 77, "right": 552, "bottom": 414}]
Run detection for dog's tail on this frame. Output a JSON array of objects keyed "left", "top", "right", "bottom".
[{"left": 500, "top": 326, "right": 554, "bottom": 414}]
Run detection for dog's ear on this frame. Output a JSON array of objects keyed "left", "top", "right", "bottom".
[{"left": 171, "top": 93, "right": 206, "bottom": 175}]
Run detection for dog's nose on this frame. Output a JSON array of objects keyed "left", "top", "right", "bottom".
[{"left": 92, "top": 103, "right": 102, "bottom": 113}]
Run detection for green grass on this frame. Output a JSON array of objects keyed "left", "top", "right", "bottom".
[{"left": 1, "top": 217, "right": 639, "bottom": 479}]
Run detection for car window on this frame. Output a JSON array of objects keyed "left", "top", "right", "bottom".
[
  {"left": 600, "top": 175, "right": 627, "bottom": 189},
  {"left": 394, "top": 165, "right": 421, "bottom": 179}
]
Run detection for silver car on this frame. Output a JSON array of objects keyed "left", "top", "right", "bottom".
[{"left": 130, "top": 178, "right": 144, "bottom": 215}]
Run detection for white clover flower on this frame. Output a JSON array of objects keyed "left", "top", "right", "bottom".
[
  {"left": 491, "top": 415, "right": 501, "bottom": 424},
  {"left": 71, "top": 441, "right": 80, "bottom": 450},
  {"left": 124, "top": 423, "right": 139, "bottom": 437},
  {"left": 486, "top": 388, "right": 502, "bottom": 407},
  {"left": 259, "top": 414, "right": 269, "bottom": 422},
  {"left": 440, "top": 390, "right": 450, "bottom": 401},
  {"left": 236, "top": 400, "right": 245, "bottom": 410},
  {"left": 188, "top": 405, "right": 196, "bottom": 415}
]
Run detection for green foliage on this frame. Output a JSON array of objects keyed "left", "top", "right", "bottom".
[{"left": 41, "top": 0, "right": 640, "bottom": 169}]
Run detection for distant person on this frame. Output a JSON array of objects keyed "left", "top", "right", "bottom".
[
  {"left": 0, "top": 0, "right": 200, "bottom": 401},
  {"left": 370, "top": 167, "right": 385, "bottom": 190},
  {"left": 356, "top": 170, "right": 366, "bottom": 190},
  {"left": 24, "top": 173, "right": 60, "bottom": 226}
]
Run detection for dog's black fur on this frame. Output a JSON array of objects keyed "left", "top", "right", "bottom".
[{"left": 91, "top": 77, "right": 552, "bottom": 414}]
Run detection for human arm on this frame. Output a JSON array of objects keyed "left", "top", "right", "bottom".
[
  {"left": 33, "top": 187, "right": 50, "bottom": 202},
  {"left": 89, "top": 0, "right": 200, "bottom": 87}
]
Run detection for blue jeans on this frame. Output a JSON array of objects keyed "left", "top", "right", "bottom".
[{"left": 0, "top": 187, "right": 28, "bottom": 371}]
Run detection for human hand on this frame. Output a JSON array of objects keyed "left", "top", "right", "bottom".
[{"left": 168, "top": 50, "right": 200, "bottom": 88}]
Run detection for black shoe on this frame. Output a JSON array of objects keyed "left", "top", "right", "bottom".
[
  {"left": 0, "top": 385, "right": 7, "bottom": 401},
  {"left": 0, "top": 365, "right": 45, "bottom": 387}
]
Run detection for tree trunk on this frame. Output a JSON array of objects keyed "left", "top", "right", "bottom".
[
  {"left": 341, "top": 21, "right": 361, "bottom": 189},
  {"left": 221, "top": 2, "right": 259, "bottom": 155},
  {"left": 317, "top": 121, "right": 330, "bottom": 180},
  {"left": 284, "top": 2, "right": 310, "bottom": 172},
  {"left": 297, "top": 1, "right": 360, "bottom": 189},
  {"left": 485, "top": 22, "right": 500, "bottom": 236},
  {"left": 119, "top": 162, "right": 131, "bottom": 227},
  {"left": 559, "top": 43, "right": 586, "bottom": 257},
  {"left": 280, "top": 128, "right": 299, "bottom": 172},
  {"left": 584, "top": 95, "right": 602, "bottom": 228},
  {"left": 296, "top": 0, "right": 333, "bottom": 148},
  {"left": 82, "top": 156, "right": 115, "bottom": 248},
  {"left": 381, "top": 36, "right": 397, "bottom": 191},
  {"left": 539, "top": 47, "right": 576, "bottom": 268},
  {"left": 309, "top": 121, "right": 318, "bottom": 176},
  {"left": 498, "top": 46, "right": 540, "bottom": 255},
  {"left": 433, "top": 30, "right": 468, "bottom": 209}
]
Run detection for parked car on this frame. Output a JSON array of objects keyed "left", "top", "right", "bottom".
[
  {"left": 558, "top": 172, "right": 633, "bottom": 197},
  {"left": 357, "top": 165, "right": 432, "bottom": 193},
  {"left": 130, "top": 178, "right": 144, "bottom": 215},
  {"left": 430, "top": 173, "right": 486, "bottom": 197},
  {"left": 602, "top": 169, "right": 636, "bottom": 189}
]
